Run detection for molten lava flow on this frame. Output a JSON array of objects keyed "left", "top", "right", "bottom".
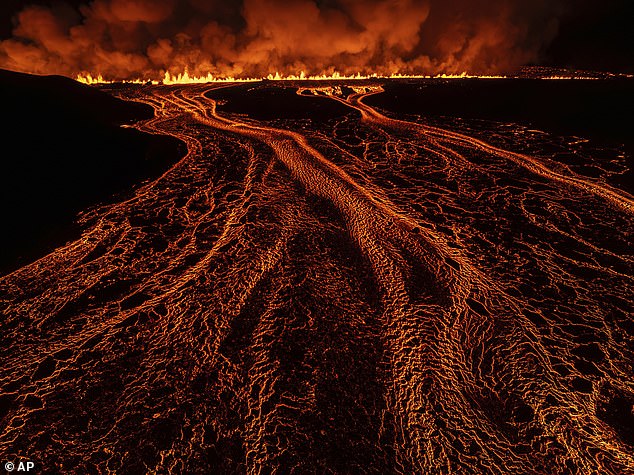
[
  {"left": 300, "top": 85, "right": 634, "bottom": 214},
  {"left": 1, "top": 81, "right": 633, "bottom": 474}
]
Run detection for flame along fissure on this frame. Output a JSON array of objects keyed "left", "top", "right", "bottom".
[{"left": 76, "top": 70, "right": 512, "bottom": 85}]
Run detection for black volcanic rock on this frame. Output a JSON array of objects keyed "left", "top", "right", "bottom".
[
  {"left": 206, "top": 84, "right": 352, "bottom": 122},
  {"left": 0, "top": 69, "right": 184, "bottom": 274},
  {"left": 0, "top": 69, "right": 153, "bottom": 124},
  {"left": 366, "top": 79, "right": 634, "bottom": 146}
]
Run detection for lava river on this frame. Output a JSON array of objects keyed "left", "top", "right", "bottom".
[{"left": 1, "top": 82, "right": 633, "bottom": 474}]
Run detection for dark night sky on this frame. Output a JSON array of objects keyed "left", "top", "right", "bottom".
[
  {"left": 541, "top": 0, "right": 633, "bottom": 73},
  {"left": 0, "top": 0, "right": 632, "bottom": 76}
]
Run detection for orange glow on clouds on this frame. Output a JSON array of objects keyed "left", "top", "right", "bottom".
[{"left": 1, "top": 0, "right": 565, "bottom": 81}]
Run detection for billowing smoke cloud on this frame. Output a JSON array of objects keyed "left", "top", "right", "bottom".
[{"left": 0, "top": 0, "right": 563, "bottom": 79}]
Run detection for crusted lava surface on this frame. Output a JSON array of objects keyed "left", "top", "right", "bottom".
[{"left": 1, "top": 79, "right": 633, "bottom": 474}]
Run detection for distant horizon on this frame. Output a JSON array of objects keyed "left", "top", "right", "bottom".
[{"left": 3, "top": 64, "right": 633, "bottom": 86}]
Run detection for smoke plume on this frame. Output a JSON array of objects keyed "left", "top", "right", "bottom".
[{"left": 0, "top": 0, "right": 563, "bottom": 79}]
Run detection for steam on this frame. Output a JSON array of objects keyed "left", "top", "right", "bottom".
[{"left": 0, "top": 0, "right": 563, "bottom": 79}]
